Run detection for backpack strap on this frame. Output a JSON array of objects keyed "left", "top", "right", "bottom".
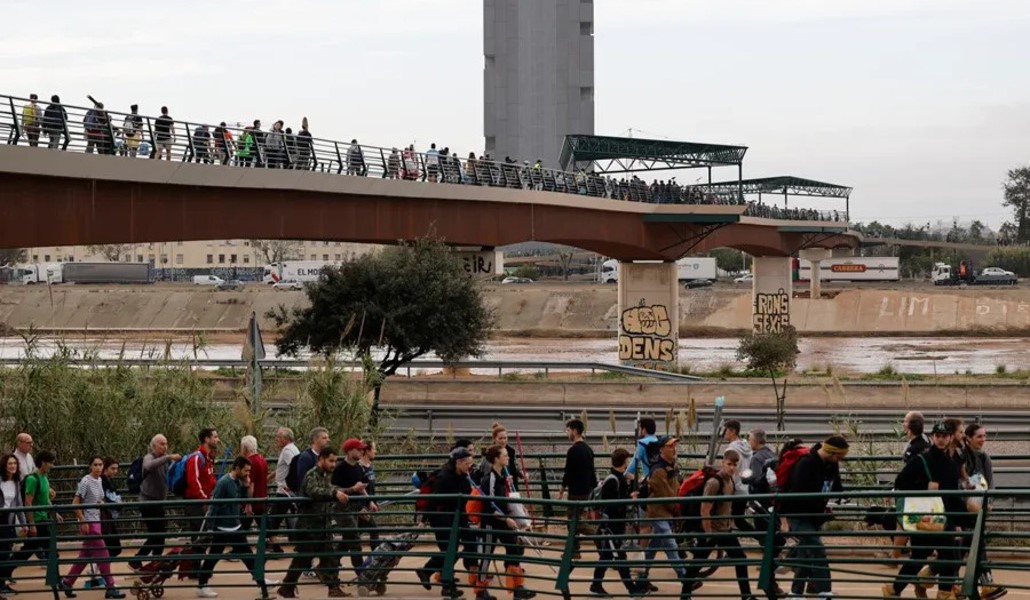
[{"left": 918, "top": 454, "right": 934, "bottom": 485}]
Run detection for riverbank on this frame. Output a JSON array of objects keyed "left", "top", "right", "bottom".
[{"left": 2, "top": 283, "right": 1030, "bottom": 336}]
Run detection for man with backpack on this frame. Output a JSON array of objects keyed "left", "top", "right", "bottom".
[
  {"left": 626, "top": 418, "right": 659, "bottom": 482},
  {"left": 682, "top": 449, "right": 756, "bottom": 600},
  {"left": 777, "top": 435, "right": 848, "bottom": 600},
  {"left": 642, "top": 436, "right": 687, "bottom": 593},
  {"left": 559, "top": 418, "right": 597, "bottom": 559},
  {"left": 129, "top": 434, "right": 181, "bottom": 570},
  {"left": 288, "top": 427, "right": 330, "bottom": 497},
  {"left": 722, "top": 421, "right": 754, "bottom": 535},
  {"left": 590, "top": 448, "right": 646, "bottom": 598},
  {"left": 181, "top": 428, "right": 220, "bottom": 533},
  {"left": 416, "top": 446, "right": 477, "bottom": 600},
  {"left": 43, "top": 95, "right": 67, "bottom": 150},
  {"left": 16, "top": 450, "right": 57, "bottom": 568}
]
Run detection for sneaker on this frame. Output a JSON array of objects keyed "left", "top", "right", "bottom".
[
  {"left": 416, "top": 568, "right": 433, "bottom": 591},
  {"left": 271, "top": 544, "right": 286, "bottom": 554},
  {"left": 327, "top": 587, "right": 351, "bottom": 598},
  {"left": 589, "top": 584, "right": 612, "bottom": 598},
  {"left": 980, "top": 586, "right": 1008, "bottom": 600},
  {"left": 441, "top": 585, "right": 464, "bottom": 599},
  {"left": 264, "top": 578, "right": 281, "bottom": 586},
  {"left": 514, "top": 587, "right": 536, "bottom": 600},
  {"left": 59, "top": 582, "right": 77, "bottom": 598},
  {"left": 128, "top": 561, "right": 144, "bottom": 571},
  {"left": 275, "top": 586, "right": 297, "bottom": 599},
  {"left": 105, "top": 590, "right": 126, "bottom": 600},
  {"left": 302, "top": 571, "right": 317, "bottom": 579},
  {"left": 883, "top": 583, "right": 900, "bottom": 599},
  {"left": 474, "top": 592, "right": 495, "bottom": 600},
  {"left": 197, "top": 587, "right": 219, "bottom": 598},
  {"left": 628, "top": 583, "right": 648, "bottom": 598}
]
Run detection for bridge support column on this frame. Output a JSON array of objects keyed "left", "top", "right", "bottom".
[
  {"left": 617, "top": 261, "right": 679, "bottom": 369},
  {"left": 832, "top": 247, "right": 855, "bottom": 258},
  {"left": 799, "top": 248, "right": 832, "bottom": 300},
  {"left": 752, "top": 257, "right": 792, "bottom": 333}
]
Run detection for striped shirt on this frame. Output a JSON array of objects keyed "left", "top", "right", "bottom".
[{"left": 75, "top": 475, "right": 105, "bottom": 522}]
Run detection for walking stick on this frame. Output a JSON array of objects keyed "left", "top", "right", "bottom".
[{"left": 515, "top": 430, "right": 530, "bottom": 499}]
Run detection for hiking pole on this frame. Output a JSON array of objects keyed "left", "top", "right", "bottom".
[
  {"left": 514, "top": 430, "right": 531, "bottom": 499},
  {"left": 704, "top": 396, "right": 726, "bottom": 467}
]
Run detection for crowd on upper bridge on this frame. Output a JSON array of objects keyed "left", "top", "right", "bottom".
[
  {"left": 3, "top": 93, "right": 849, "bottom": 224},
  {"left": 0, "top": 410, "right": 1008, "bottom": 600}
]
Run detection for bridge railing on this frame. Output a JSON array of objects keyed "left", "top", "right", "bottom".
[
  {"left": 1, "top": 93, "right": 845, "bottom": 223},
  {"left": 0, "top": 488, "right": 1025, "bottom": 599}
]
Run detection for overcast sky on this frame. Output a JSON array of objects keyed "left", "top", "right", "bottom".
[{"left": 5, "top": 0, "right": 1029, "bottom": 228}]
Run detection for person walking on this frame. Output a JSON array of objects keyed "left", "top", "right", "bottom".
[
  {"left": 682, "top": 449, "right": 756, "bottom": 600},
  {"left": 152, "top": 106, "right": 175, "bottom": 161},
  {"left": 0, "top": 454, "right": 27, "bottom": 596},
  {"left": 331, "top": 439, "right": 370, "bottom": 571},
  {"left": 15, "top": 450, "right": 59, "bottom": 571},
  {"left": 292, "top": 428, "right": 330, "bottom": 496},
  {"left": 21, "top": 94, "right": 41, "bottom": 147},
  {"left": 268, "top": 427, "right": 299, "bottom": 553},
  {"left": 276, "top": 448, "right": 351, "bottom": 599},
  {"left": 347, "top": 140, "right": 365, "bottom": 176},
  {"left": 100, "top": 458, "right": 124, "bottom": 560},
  {"left": 884, "top": 422, "right": 964, "bottom": 600},
  {"left": 213, "top": 122, "right": 233, "bottom": 165},
  {"left": 239, "top": 436, "right": 269, "bottom": 532},
  {"left": 197, "top": 456, "right": 279, "bottom": 598},
  {"left": 626, "top": 417, "right": 658, "bottom": 482},
  {"left": 477, "top": 423, "right": 522, "bottom": 492},
  {"left": 295, "top": 118, "right": 312, "bottom": 170},
  {"left": 121, "top": 105, "right": 143, "bottom": 158},
  {"left": 960, "top": 423, "right": 1005, "bottom": 600},
  {"left": 58, "top": 456, "right": 126, "bottom": 599},
  {"left": 903, "top": 412, "right": 929, "bottom": 464},
  {"left": 130, "top": 435, "right": 181, "bottom": 569},
  {"left": 358, "top": 440, "right": 380, "bottom": 553},
  {"left": 722, "top": 420, "right": 754, "bottom": 534},
  {"left": 590, "top": 448, "right": 645, "bottom": 598},
  {"left": 641, "top": 436, "right": 687, "bottom": 594},
  {"left": 475, "top": 444, "right": 536, "bottom": 600},
  {"left": 559, "top": 418, "right": 597, "bottom": 559},
  {"left": 13, "top": 433, "right": 35, "bottom": 477},
  {"left": 185, "top": 429, "right": 219, "bottom": 533},
  {"left": 415, "top": 447, "right": 477, "bottom": 600},
  {"left": 778, "top": 435, "right": 848, "bottom": 600},
  {"left": 43, "top": 95, "right": 67, "bottom": 150}
]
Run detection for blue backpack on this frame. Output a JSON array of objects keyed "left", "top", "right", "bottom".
[{"left": 167, "top": 451, "right": 203, "bottom": 496}]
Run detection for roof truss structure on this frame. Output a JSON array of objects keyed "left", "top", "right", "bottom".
[
  {"left": 559, "top": 134, "right": 748, "bottom": 174},
  {"left": 700, "top": 176, "right": 852, "bottom": 200}
]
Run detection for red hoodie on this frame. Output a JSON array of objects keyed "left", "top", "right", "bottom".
[{"left": 185, "top": 446, "right": 216, "bottom": 500}]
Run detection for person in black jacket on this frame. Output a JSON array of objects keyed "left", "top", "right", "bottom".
[
  {"left": 559, "top": 419, "right": 597, "bottom": 558},
  {"left": 417, "top": 447, "right": 477, "bottom": 600},
  {"left": 590, "top": 448, "right": 645, "bottom": 597},
  {"left": 902, "top": 412, "right": 929, "bottom": 464},
  {"left": 884, "top": 421, "right": 964, "bottom": 600},
  {"left": 43, "top": 95, "right": 67, "bottom": 149},
  {"left": 778, "top": 435, "right": 848, "bottom": 599},
  {"left": 476, "top": 445, "right": 535, "bottom": 600}
]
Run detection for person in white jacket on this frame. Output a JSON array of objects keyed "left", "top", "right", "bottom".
[{"left": 722, "top": 420, "right": 755, "bottom": 533}]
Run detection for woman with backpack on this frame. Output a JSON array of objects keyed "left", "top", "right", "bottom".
[
  {"left": 100, "top": 458, "right": 123, "bottom": 560},
  {"left": 0, "top": 453, "right": 28, "bottom": 596},
  {"left": 58, "top": 456, "right": 125, "bottom": 599},
  {"left": 474, "top": 444, "right": 535, "bottom": 600}
]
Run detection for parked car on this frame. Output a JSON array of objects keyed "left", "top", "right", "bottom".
[
  {"left": 501, "top": 276, "right": 534, "bottom": 284},
  {"left": 733, "top": 273, "right": 753, "bottom": 283},
  {"left": 216, "top": 279, "right": 244, "bottom": 291},
  {"left": 272, "top": 279, "right": 304, "bottom": 291},
  {"left": 684, "top": 278, "right": 713, "bottom": 289},
  {"left": 192, "top": 275, "right": 224, "bottom": 286}
]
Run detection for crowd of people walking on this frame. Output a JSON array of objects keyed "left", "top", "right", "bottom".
[
  {"left": 0, "top": 409, "right": 1005, "bottom": 600},
  {"left": 7, "top": 93, "right": 843, "bottom": 222}
]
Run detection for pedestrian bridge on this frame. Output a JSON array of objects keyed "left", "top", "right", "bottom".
[{"left": 0, "top": 93, "right": 858, "bottom": 260}]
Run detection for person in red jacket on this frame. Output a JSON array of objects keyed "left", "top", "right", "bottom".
[{"left": 184, "top": 428, "right": 220, "bottom": 532}]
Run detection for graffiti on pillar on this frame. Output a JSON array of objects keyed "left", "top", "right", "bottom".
[
  {"left": 618, "top": 299, "right": 675, "bottom": 364},
  {"left": 753, "top": 288, "right": 791, "bottom": 333}
]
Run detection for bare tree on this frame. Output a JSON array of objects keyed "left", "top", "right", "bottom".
[
  {"left": 86, "top": 244, "right": 131, "bottom": 262},
  {"left": 250, "top": 240, "right": 302, "bottom": 264},
  {"left": 557, "top": 250, "right": 576, "bottom": 281},
  {"left": 0, "top": 248, "right": 25, "bottom": 266}
]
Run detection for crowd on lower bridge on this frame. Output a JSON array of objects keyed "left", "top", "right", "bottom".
[
  {"left": 0, "top": 410, "right": 1009, "bottom": 600},
  {"left": 8, "top": 93, "right": 843, "bottom": 222}
]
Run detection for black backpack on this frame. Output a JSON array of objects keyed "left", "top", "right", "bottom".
[
  {"left": 285, "top": 452, "right": 304, "bottom": 494},
  {"left": 126, "top": 457, "right": 145, "bottom": 495},
  {"left": 636, "top": 437, "right": 667, "bottom": 499}
]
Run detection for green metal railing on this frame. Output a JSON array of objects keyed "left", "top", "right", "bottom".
[{"left": 0, "top": 488, "right": 1027, "bottom": 599}]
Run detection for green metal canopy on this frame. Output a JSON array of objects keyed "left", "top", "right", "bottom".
[
  {"left": 701, "top": 176, "right": 852, "bottom": 199},
  {"left": 559, "top": 134, "right": 748, "bottom": 173}
]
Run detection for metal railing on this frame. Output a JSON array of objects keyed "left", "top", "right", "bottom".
[
  {"left": 0, "top": 488, "right": 1025, "bottom": 599},
  {"left": 0, "top": 93, "right": 846, "bottom": 223}
]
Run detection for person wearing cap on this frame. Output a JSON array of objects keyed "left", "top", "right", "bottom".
[
  {"left": 641, "top": 435, "right": 687, "bottom": 591},
  {"left": 416, "top": 447, "right": 477, "bottom": 600},
  {"left": 22, "top": 94, "right": 41, "bottom": 147},
  {"left": 778, "top": 434, "right": 848, "bottom": 600},
  {"left": 331, "top": 438, "right": 371, "bottom": 571},
  {"left": 884, "top": 422, "right": 965, "bottom": 600}
]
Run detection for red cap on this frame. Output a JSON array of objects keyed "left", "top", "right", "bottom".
[{"left": 342, "top": 438, "right": 366, "bottom": 453}]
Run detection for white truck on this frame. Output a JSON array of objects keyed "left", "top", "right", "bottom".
[
  {"left": 262, "top": 261, "right": 334, "bottom": 284},
  {"left": 797, "top": 257, "right": 900, "bottom": 282},
  {"left": 11, "top": 262, "right": 64, "bottom": 284},
  {"left": 600, "top": 257, "right": 717, "bottom": 284}
]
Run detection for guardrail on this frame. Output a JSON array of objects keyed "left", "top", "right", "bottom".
[
  {"left": 0, "top": 489, "right": 1025, "bottom": 600},
  {"left": 1, "top": 93, "right": 845, "bottom": 223}
]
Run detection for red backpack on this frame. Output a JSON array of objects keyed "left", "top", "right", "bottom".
[
  {"left": 774, "top": 446, "right": 810, "bottom": 493},
  {"left": 677, "top": 465, "right": 723, "bottom": 531}
]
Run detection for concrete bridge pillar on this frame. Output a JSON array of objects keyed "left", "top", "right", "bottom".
[
  {"left": 832, "top": 247, "right": 855, "bottom": 258},
  {"left": 800, "top": 248, "right": 832, "bottom": 300},
  {"left": 617, "top": 261, "right": 679, "bottom": 369},
  {"left": 751, "top": 256, "right": 792, "bottom": 333}
]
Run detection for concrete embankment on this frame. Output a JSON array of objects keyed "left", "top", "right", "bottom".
[{"left": 1, "top": 283, "right": 1029, "bottom": 336}]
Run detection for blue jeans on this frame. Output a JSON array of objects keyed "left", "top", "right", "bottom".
[
  {"left": 787, "top": 517, "right": 831, "bottom": 595},
  {"left": 644, "top": 519, "right": 685, "bottom": 579}
]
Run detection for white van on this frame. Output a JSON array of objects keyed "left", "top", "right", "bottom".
[{"left": 192, "top": 275, "right": 224, "bottom": 286}]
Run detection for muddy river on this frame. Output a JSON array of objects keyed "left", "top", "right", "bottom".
[{"left": 1, "top": 336, "right": 1027, "bottom": 375}]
